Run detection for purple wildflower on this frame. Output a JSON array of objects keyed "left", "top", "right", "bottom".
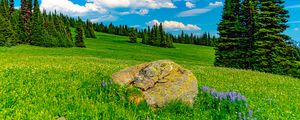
[
  {"left": 248, "top": 110, "right": 253, "bottom": 117},
  {"left": 238, "top": 112, "right": 242, "bottom": 120},
  {"left": 201, "top": 86, "right": 210, "bottom": 92},
  {"left": 101, "top": 80, "right": 106, "bottom": 87}
]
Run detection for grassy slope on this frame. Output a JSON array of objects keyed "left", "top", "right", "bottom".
[{"left": 0, "top": 32, "right": 299, "bottom": 119}]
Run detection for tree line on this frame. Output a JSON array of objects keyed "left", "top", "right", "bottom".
[
  {"left": 0, "top": 0, "right": 96, "bottom": 48},
  {"left": 173, "top": 31, "right": 218, "bottom": 47},
  {"left": 92, "top": 22, "right": 219, "bottom": 48},
  {"left": 215, "top": 0, "right": 300, "bottom": 78}
]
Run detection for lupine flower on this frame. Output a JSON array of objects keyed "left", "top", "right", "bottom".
[
  {"left": 201, "top": 86, "right": 247, "bottom": 103},
  {"left": 248, "top": 110, "right": 253, "bottom": 117},
  {"left": 238, "top": 112, "right": 242, "bottom": 119},
  {"left": 101, "top": 80, "right": 106, "bottom": 87},
  {"left": 201, "top": 86, "right": 210, "bottom": 92}
]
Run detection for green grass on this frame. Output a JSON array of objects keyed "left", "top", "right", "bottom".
[{"left": 0, "top": 32, "right": 299, "bottom": 119}]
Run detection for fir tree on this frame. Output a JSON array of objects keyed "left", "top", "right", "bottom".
[
  {"left": 31, "top": 0, "right": 45, "bottom": 46},
  {"left": 9, "top": 0, "right": 13, "bottom": 16},
  {"left": 253, "top": 0, "right": 295, "bottom": 74},
  {"left": 142, "top": 29, "right": 147, "bottom": 44},
  {"left": 75, "top": 18, "right": 85, "bottom": 48},
  {"left": 129, "top": 28, "right": 137, "bottom": 43},
  {"left": 0, "top": 12, "right": 17, "bottom": 46},
  {"left": 215, "top": 0, "right": 243, "bottom": 68}
]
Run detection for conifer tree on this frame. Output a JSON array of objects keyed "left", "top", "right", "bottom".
[
  {"left": 9, "top": 0, "right": 13, "bottom": 16},
  {"left": 0, "top": 12, "right": 17, "bottom": 46},
  {"left": 142, "top": 29, "right": 147, "bottom": 44},
  {"left": 31, "top": 0, "right": 45, "bottom": 46},
  {"left": 75, "top": 18, "right": 85, "bottom": 48},
  {"left": 239, "top": 0, "right": 258, "bottom": 69},
  {"left": 85, "top": 20, "right": 96, "bottom": 38},
  {"left": 129, "top": 28, "right": 137, "bottom": 43},
  {"left": 253, "top": 0, "right": 295, "bottom": 74},
  {"left": 215, "top": 0, "right": 242, "bottom": 68}
]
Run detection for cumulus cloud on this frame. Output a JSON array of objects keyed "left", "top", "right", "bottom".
[
  {"left": 178, "top": 1, "right": 223, "bottom": 17},
  {"left": 146, "top": 20, "right": 201, "bottom": 31},
  {"left": 119, "top": 9, "right": 149, "bottom": 15},
  {"left": 41, "top": 0, "right": 176, "bottom": 20},
  {"left": 178, "top": 8, "right": 211, "bottom": 17},
  {"left": 90, "top": 15, "right": 118, "bottom": 23},
  {"left": 186, "top": 2, "right": 195, "bottom": 8},
  {"left": 209, "top": 1, "right": 223, "bottom": 7},
  {"left": 40, "top": 0, "right": 106, "bottom": 16},
  {"left": 86, "top": 0, "right": 176, "bottom": 9}
]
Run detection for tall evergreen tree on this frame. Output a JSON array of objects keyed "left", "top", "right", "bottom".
[
  {"left": 31, "top": 0, "right": 45, "bottom": 46},
  {"left": 142, "top": 29, "right": 147, "bottom": 44},
  {"left": 215, "top": 0, "right": 243, "bottom": 68},
  {"left": 75, "top": 18, "right": 85, "bottom": 48},
  {"left": 253, "top": 0, "right": 295, "bottom": 74},
  {"left": 238, "top": 0, "right": 258, "bottom": 69},
  {"left": 129, "top": 28, "right": 137, "bottom": 43},
  {"left": 0, "top": 11, "right": 17, "bottom": 46},
  {"left": 9, "top": 0, "right": 13, "bottom": 16}
]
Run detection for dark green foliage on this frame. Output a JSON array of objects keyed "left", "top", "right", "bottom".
[
  {"left": 0, "top": 0, "right": 80, "bottom": 47},
  {"left": 173, "top": 31, "right": 218, "bottom": 47},
  {"left": 0, "top": 0, "right": 17, "bottom": 46},
  {"left": 141, "top": 24, "right": 174, "bottom": 48},
  {"left": 75, "top": 18, "right": 85, "bottom": 48},
  {"left": 215, "top": 0, "right": 243, "bottom": 68},
  {"left": 215, "top": 0, "right": 299, "bottom": 78},
  {"left": 30, "top": 0, "right": 46, "bottom": 46},
  {"left": 129, "top": 28, "right": 137, "bottom": 43},
  {"left": 9, "top": 0, "right": 13, "bottom": 16},
  {"left": 84, "top": 20, "right": 96, "bottom": 38},
  {"left": 0, "top": 17, "right": 16, "bottom": 47},
  {"left": 142, "top": 29, "right": 147, "bottom": 44}
]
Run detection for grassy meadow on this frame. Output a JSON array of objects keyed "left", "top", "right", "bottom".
[{"left": 0, "top": 32, "right": 300, "bottom": 119}]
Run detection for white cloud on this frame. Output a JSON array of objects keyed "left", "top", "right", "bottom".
[
  {"left": 209, "top": 1, "right": 223, "bottom": 7},
  {"left": 87, "top": 0, "right": 176, "bottom": 9},
  {"left": 294, "top": 28, "right": 300, "bottom": 31},
  {"left": 118, "top": 9, "right": 149, "bottom": 15},
  {"left": 178, "top": 1, "right": 223, "bottom": 17},
  {"left": 146, "top": 20, "right": 201, "bottom": 31},
  {"left": 131, "top": 25, "right": 141, "bottom": 28},
  {"left": 90, "top": 15, "right": 118, "bottom": 23},
  {"left": 178, "top": 8, "right": 211, "bottom": 17},
  {"left": 40, "top": 0, "right": 106, "bottom": 16},
  {"left": 186, "top": 2, "right": 195, "bottom": 8},
  {"left": 40, "top": 0, "right": 176, "bottom": 21}
]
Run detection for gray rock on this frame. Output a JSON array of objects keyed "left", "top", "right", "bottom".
[{"left": 112, "top": 60, "right": 199, "bottom": 107}]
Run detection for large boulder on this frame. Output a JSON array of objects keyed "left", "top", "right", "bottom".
[{"left": 112, "top": 60, "right": 199, "bottom": 107}]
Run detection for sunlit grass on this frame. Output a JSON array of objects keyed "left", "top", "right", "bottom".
[{"left": 0, "top": 32, "right": 299, "bottom": 119}]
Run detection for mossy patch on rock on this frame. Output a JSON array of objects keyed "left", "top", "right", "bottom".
[{"left": 112, "top": 60, "right": 199, "bottom": 107}]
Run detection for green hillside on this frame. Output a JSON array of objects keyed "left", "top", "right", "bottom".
[{"left": 0, "top": 32, "right": 299, "bottom": 119}]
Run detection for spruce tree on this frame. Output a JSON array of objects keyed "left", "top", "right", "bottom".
[
  {"left": 239, "top": 0, "right": 258, "bottom": 69},
  {"left": 75, "top": 18, "right": 85, "bottom": 48},
  {"left": 142, "top": 29, "right": 147, "bottom": 44},
  {"left": 0, "top": 12, "right": 17, "bottom": 46},
  {"left": 129, "top": 28, "right": 137, "bottom": 43},
  {"left": 31, "top": 0, "right": 45, "bottom": 46},
  {"left": 253, "top": 0, "right": 295, "bottom": 74},
  {"left": 215, "top": 0, "right": 242, "bottom": 68},
  {"left": 9, "top": 0, "right": 13, "bottom": 16},
  {"left": 85, "top": 20, "right": 96, "bottom": 38}
]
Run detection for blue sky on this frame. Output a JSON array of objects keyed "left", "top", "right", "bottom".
[{"left": 15, "top": 0, "right": 300, "bottom": 41}]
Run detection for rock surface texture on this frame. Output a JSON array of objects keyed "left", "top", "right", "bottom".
[{"left": 112, "top": 60, "right": 198, "bottom": 107}]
